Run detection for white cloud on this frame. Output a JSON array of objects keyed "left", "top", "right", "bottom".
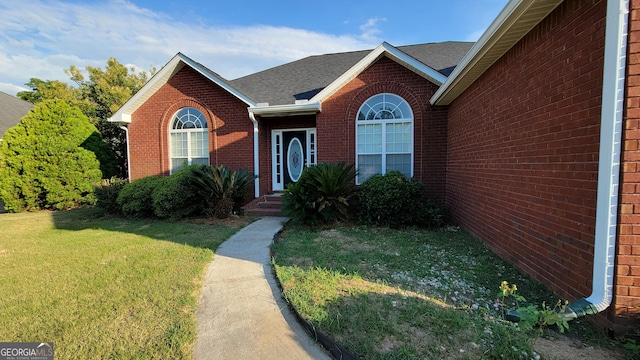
[
  {"left": 0, "top": 0, "right": 378, "bottom": 95},
  {"left": 0, "top": 82, "right": 29, "bottom": 95},
  {"left": 359, "top": 18, "right": 387, "bottom": 43}
]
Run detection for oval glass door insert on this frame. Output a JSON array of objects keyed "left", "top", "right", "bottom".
[{"left": 287, "top": 137, "right": 303, "bottom": 182}]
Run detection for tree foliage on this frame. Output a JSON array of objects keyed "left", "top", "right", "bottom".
[
  {"left": 17, "top": 78, "right": 76, "bottom": 104},
  {"left": 17, "top": 58, "right": 154, "bottom": 178},
  {"left": 0, "top": 100, "right": 106, "bottom": 211}
]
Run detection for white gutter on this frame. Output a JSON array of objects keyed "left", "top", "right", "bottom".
[
  {"left": 248, "top": 102, "right": 322, "bottom": 117},
  {"left": 563, "top": 0, "right": 628, "bottom": 320},
  {"left": 119, "top": 126, "right": 131, "bottom": 182},
  {"left": 248, "top": 112, "right": 260, "bottom": 198}
]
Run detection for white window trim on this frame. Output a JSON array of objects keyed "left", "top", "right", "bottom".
[
  {"left": 355, "top": 93, "right": 414, "bottom": 184},
  {"left": 168, "top": 108, "right": 210, "bottom": 174}
]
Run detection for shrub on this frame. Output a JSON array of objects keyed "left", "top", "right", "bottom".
[
  {"left": 93, "top": 177, "right": 128, "bottom": 214},
  {"left": 152, "top": 165, "right": 204, "bottom": 219},
  {"left": 357, "top": 171, "right": 445, "bottom": 228},
  {"left": 81, "top": 132, "right": 119, "bottom": 179},
  {"left": 189, "top": 165, "right": 257, "bottom": 219},
  {"left": 282, "top": 162, "right": 357, "bottom": 226},
  {"left": 0, "top": 99, "right": 105, "bottom": 211},
  {"left": 116, "top": 176, "right": 166, "bottom": 218}
]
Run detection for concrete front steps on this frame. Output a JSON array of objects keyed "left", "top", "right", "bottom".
[{"left": 241, "top": 193, "right": 284, "bottom": 217}]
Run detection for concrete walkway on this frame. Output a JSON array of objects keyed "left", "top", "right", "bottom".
[{"left": 193, "top": 217, "right": 332, "bottom": 360}]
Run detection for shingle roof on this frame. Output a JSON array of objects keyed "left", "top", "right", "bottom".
[
  {"left": 0, "top": 91, "right": 33, "bottom": 138},
  {"left": 229, "top": 41, "right": 473, "bottom": 106}
]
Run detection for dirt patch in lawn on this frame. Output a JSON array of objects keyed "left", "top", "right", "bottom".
[
  {"left": 534, "top": 336, "right": 629, "bottom": 360},
  {"left": 189, "top": 214, "right": 252, "bottom": 229}
]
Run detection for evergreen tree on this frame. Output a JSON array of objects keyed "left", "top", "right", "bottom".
[
  {"left": 0, "top": 100, "right": 107, "bottom": 211},
  {"left": 17, "top": 58, "right": 154, "bottom": 178}
]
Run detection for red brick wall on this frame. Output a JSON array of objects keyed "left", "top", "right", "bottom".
[
  {"left": 128, "top": 66, "right": 255, "bottom": 191},
  {"left": 317, "top": 57, "right": 448, "bottom": 200},
  {"left": 130, "top": 59, "right": 446, "bottom": 198},
  {"left": 447, "top": 0, "right": 605, "bottom": 306},
  {"left": 618, "top": 0, "right": 640, "bottom": 330}
]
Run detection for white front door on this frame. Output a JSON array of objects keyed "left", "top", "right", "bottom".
[{"left": 272, "top": 128, "right": 316, "bottom": 191}]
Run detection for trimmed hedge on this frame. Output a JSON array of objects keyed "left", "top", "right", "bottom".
[
  {"left": 116, "top": 176, "right": 166, "bottom": 218},
  {"left": 357, "top": 171, "right": 445, "bottom": 228},
  {"left": 94, "top": 177, "right": 128, "bottom": 214},
  {"left": 152, "top": 165, "right": 205, "bottom": 219},
  {"left": 114, "top": 165, "right": 209, "bottom": 219}
]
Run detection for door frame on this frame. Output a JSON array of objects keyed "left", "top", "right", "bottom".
[{"left": 272, "top": 128, "right": 316, "bottom": 191}]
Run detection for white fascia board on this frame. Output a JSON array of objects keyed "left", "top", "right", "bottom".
[
  {"left": 430, "top": 0, "right": 563, "bottom": 105},
  {"left": 108, "top": 53, "right": 185, "bottom": 124},
  {"left": 310, "top": 42, "right": 447, "bottom": 103},
  {"left": 184, "top": 55, "right": 256, "bottom": 107},
  {"left": 108, "top": 52, "right": 255, "bottom": 124},
  {"left": 248, "top": 102, "right": 322, "bottom": 117}
]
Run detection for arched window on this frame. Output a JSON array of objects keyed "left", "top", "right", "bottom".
[
  {"left": 356, "top": 93, "right": 413, "bottom": 184},
  {"left": 169, "top": 107, "right": 209, "bottom": 173}
]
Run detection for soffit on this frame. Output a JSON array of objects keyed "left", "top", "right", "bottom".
[{"left": 431, "top": 0, "right": 565, "bottom": 105}]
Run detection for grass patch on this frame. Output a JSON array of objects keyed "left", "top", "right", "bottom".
[
  {"left": 0, "top": 208, "right": 247, "bottom": 359},
  {"left": 272, "top": 225, "right": 619, "bottom": 359}
]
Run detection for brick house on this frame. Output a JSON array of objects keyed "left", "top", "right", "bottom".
[{"left": 111, "top": 0, "right": 638, "bottom": 334}]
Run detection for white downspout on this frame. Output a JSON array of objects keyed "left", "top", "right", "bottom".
[
  {"left": 248, "top": 112, "right": 260, "bottom": 198},
  {"left": 119, "top": 126, "right": 131, "bottom": 182},
  {"left": 563, "top": 0, "right": 628, "bottom": 320}
]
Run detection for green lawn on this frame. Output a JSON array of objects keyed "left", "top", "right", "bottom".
[
  {"left": 0, "top": 208, "right": 246, "bottom": 359},
  {"left": 272, "top": 225, "right": 621, "bottom": 360}
]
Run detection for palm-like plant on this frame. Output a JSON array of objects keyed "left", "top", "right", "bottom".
[
  {"left": 189, "top": 165, "right": 257, "bottom": 218},
  {"left": 283, "top": 162, "right": 357, "bottom": 225}
]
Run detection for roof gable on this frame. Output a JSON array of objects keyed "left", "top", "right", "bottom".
[
  {"left": 310, "top": 42, "right": 449, "bottom": 103},
  {"left": 231, "top": 41, "right": 473, "bottom": 107},
  {"left": 111, "top": 41, "right": 473, "bottom": 121},
  {"left": 109, "top": 53, "right": 255, "bottom": 123},
  {"left": 230, "top": 50, "right": 368, "bottom": 106}
]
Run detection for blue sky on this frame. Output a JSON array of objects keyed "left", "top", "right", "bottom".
[{"left": 0, "top": 0, "right": 508, "bottom": 95}]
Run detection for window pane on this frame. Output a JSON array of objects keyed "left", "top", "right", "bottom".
[
  {"left": 172, "top": 107, "right": 208, "bottom": 129},
  {"left": 191, "top": 158, "right": 209, "bottom": 166},
  {"left": 357, "top": 124, "right": 382, "bottom": 153},
  {"left": 171, "top": 133, "right": 188, "bottom": 157},
  {"left": 387, "top": 154, "right": 411, "bottom": 178},
  {"left": 172, "top": 158, "right": 187, "bottom": 172},
  {"left": 371, "top": 101, "right": 385, "bottom": 119},
  {"left": 396, "top": 101, "right": 412, "bottom": 119},
  {"left": 190, "top": 132, "right": 209, "bottom": 157},
  {"left": 386, "top": 122, "right": 412, "bottom": 153},
  {"left": 358, "top": 154, "right": 382, "bottom": 183}
]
